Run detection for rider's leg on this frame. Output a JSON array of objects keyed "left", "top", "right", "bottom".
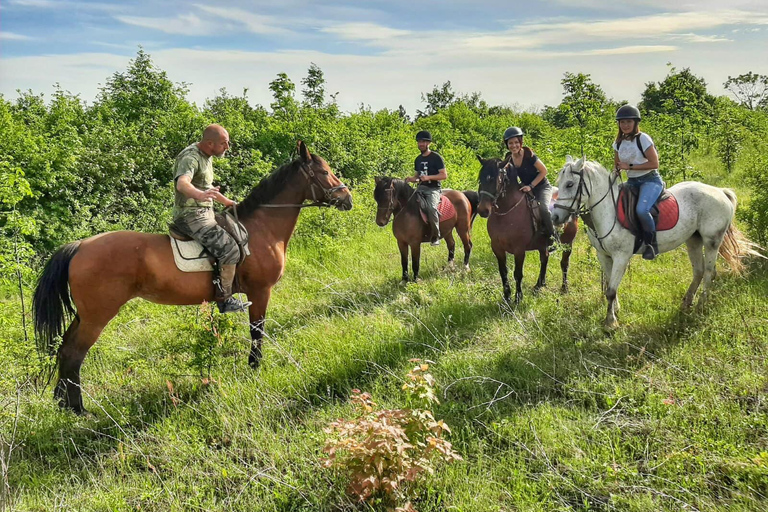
[
  {"left": 636, "top": 173, "right": 664, "bottom": 260},
  {"left": 419, "top": 186, "right": 441, "bottom": 244}
]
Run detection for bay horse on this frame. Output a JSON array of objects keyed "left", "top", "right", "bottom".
[
  {"left": 373, "top": 177, "right": 479, "bottom": 281},
  {"left": 33, "top": 141, "right": 352, "bottom": 414},
  {"left": 551, "top": 156, "right": 763, "bottom": 329},
  {"left": 476, "top": 157, "right": 579, "bottom": 304}
]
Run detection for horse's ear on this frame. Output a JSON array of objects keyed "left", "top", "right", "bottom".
[
  {"left": 565, "top": 155, "right": 573, "bottom": 164},
  {"left": 374, "top": 176, "right": 381, "bottom": 185},
  {"left": 476, "top": 155, "right": 484, "bottom": 164},
  {"left": 298, "top": 140, "right": 312, "bottom": 163}
]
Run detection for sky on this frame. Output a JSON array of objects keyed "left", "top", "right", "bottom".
[{"left": 1, "top": 0, "right": 767, "bottom": 115}]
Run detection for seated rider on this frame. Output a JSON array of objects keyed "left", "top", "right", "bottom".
[
  {"left": 172, "top": 124, "right": 252, "bottom": 313},
  {"left": 406, "top": 130, "right": 447, "bottom": 246},
  {"left": 612, "top": 105, "right": 663, "bottom": 260},
  {"left": 502, "top": 127, "right": 558, "bottom": 250}
]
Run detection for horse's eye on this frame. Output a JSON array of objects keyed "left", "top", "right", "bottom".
[{"left": 566, "top": 182, "right": 574, "bottom": 188}]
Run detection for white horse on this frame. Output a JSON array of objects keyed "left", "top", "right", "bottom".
[{"left": 551, "top": 156, "right": 762, "bottom": 329}]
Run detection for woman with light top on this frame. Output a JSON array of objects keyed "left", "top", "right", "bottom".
[{"left": 612, "top": 104, "right": 662, "bottom": 260}]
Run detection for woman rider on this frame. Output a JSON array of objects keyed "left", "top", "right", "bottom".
[
  {"left": 503, "top": 126, "right": 557, "bottom": 250},
  {"left": 612, "top": 104, "right": 662, "bottom": 260}
]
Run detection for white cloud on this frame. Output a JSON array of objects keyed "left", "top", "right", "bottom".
[
  {"left": 582, "top": 45, "right": 677, "bottom": 56},
  {"left": 193, "top": 4, "right": 291, "bottom": 36},
  {"left": 322, "top": 22, "right": 411, "bottom": 43},
  {"left": 0, "top": 31, "right": 34, "bottom": 40},
  {"left": 116, "top": 13, "right": 213, "bottom": 36}
]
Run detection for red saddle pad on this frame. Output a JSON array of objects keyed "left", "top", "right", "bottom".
[
  {"left": 420, "top": 194, "right": 457, "bottom": 224},
  {"left": 617, "top": 189, "right": 680, "bottom": 232}
]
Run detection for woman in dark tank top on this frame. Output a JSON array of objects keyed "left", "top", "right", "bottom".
[{"left": 502, "top": 127, "right": 557, "bottom": 250}]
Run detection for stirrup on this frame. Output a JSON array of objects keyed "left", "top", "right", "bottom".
[
  {"left": 642, "top": 245, "right": 658, "bottom": 261},
  {"left": 217, "top": 296, "right": 252, "bottom": 314}
]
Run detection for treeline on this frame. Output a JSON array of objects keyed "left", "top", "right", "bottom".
[{"left": 1, "top": 50, "right": 768, "bottom": 282}]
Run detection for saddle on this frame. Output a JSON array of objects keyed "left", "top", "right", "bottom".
[
  {"left": 418, "top": 193, "right": 457, "bottom": 225},
  {"left": 168, "top": 209, "right": 250, "bottom": 273},
  {"left": 617, "top": 184, "right": 679, "bottom": 252}
]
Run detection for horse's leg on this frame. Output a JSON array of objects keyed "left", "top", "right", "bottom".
[
  {"left": 493, "top": 248, "right": 511, "bottom": 303},
  {"left": 560, "top": 244, "right": 573, "bottom": 293},
  {"left": 595, "top": 251, "right": 615, "bottom": 308},
  {"left": 682, "top": 234, "right": 704, "bottom": 309},
  {"left": 534, "top": 248, "right": 549, "bottom": 291},
  {"left": 513, "top": 253, "right": 525, "bottom": 304},
  {"left": 458, "top": 220, "right": 473, "bottom": 270},
  {"left": 55, "top": 316, "right": 111, "bottom": 414},
  {"left": 697, "top": 233, "right": 724, "bottom": 310},
  {"left": 247, "top": 287, "right": 272, "bottom": 369},
  {"left": 410, "top": 243, "right": 422, "bottom": 281},
  {"left": 398, "top": 240, "right": 409, "bottom": 282},
  {"left": 604, "top": 254, "right": 631, "bottom": 330},
  {"left": 444, "top": 230, "right": 456, "bottom": 267}
]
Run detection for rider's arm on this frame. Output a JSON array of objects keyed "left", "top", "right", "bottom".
[
  {"left": 176, "top": 176, "right": 235, "bottom": 207},
  {"left": 424, "top": 168, "right": 447, "bottom": 182},
  {"left": 614, "top": 150, "right": 621, "bottom": 172}
]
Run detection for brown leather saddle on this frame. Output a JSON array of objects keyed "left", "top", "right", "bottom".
[{"left": 168, "top": 209, "right": 250, "bottom": 266}]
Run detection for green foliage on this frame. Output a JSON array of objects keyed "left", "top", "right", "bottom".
[
  {"left": 184, "top": 301, "right": 239, "bottom": 378},
  {"left": 323, "top": 361, "right": 461, "bottom": 510}
]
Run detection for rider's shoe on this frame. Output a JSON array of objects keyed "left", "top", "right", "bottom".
[{"left": 217, "top": 296, "right": 252, "bottom": 314}]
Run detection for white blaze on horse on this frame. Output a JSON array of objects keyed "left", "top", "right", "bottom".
[{"left": 551, "top": 156, "right": 763, "bottom": 330}]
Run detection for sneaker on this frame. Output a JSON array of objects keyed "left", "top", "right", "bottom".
[
  {"left": 642, "top": 245, "right": 657, "bottom": 261},
  {"left": 217, "top": 296, "right": 252, "bottom": 314},
  {"left": 430, "top": 238, "right": 441, "bottom": 246}
]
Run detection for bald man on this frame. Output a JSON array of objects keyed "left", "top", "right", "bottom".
[{"left": 172, "top": 124, "right": 251, "bottom": 314}]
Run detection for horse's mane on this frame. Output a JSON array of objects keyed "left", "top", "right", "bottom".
[
  {"left": 559, "top": 157, "right": 609, "bottom": 182},
  {"left": 236, "top": 158, "right": 305, "bottom": 217}
]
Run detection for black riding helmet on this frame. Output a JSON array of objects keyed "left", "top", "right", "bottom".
[
  {"left": 503, "top": 126, "right": 524, "bottom": 142},
  {"left": 415, "top": 130, "right": 432, "bottom": 141},
  {"left": 615, "top": 105, "right": 641, "bottom": 121}
]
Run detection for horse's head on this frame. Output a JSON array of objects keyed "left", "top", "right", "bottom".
[
  {"left": 373, "top": 176, "right": 398, "bottom": 226},
  {"left": 476, "top": 156, "right": 508, "bottom": 218},
  {"left": 552, "top": 155, "right": 592, "bottom": 225},
  {"left": 297, "top": 141, "right": 353, "bottom": 211}
]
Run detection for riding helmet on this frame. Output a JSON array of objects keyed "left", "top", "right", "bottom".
[
  {"left": 415, "top": 130, "right": 432, "bottom": 141},
  {"left": 503, "top": 126, "right": 524, "bottom": 142},
  {"left": 615, "top": 104, "right": 641, "bottom": 121}
]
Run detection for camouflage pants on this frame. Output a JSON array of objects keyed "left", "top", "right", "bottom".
[
  {"left": 173, "top": 208, "right": 240, "bottom": 265},
  {"left": 416, "top": 185, "right": 441, "bottom": 237}
]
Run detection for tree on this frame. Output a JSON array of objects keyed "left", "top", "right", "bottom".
[
  {"left": 269, "top": 72, "right": 297, "bottom": 119},
  {"left": 724, "top": 72, "right": 768, "bottom": 111},
  {"left": 301, "top": 63, "right": 326, "bottom": 109},
  {"left": 417, "top": 81, "right": 456, "bottom": 118}
]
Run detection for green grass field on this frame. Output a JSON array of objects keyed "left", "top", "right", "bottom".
[{"left": 1, "top": 169, "right": 767, "bottom": 511}]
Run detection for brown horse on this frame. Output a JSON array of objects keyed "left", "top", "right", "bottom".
[
  {"left": 33, "top": 141, "right": 352, "bottom": 414},
  {"left": 373, "top": 177, "right": 479, "bottom": 281},
  {"left": 476, "top": 157, "right": 579, "bottom": 303}
]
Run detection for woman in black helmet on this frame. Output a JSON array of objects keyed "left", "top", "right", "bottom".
[
  {"left": 503, "top": 126, "right": 558, "bottom": 250},
  {"left": 612, "top": 104, "right": 662, "bottom": 260}
]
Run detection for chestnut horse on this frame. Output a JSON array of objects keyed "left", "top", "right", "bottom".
[
  {"left": 33, "top": 141, "right": 352, "bottom": 413},
  {"left": 373, "top": 177, "right": 479, "bottom": 281},
  {"left": 477, "top": 157, "right": 579, "bottom": 303}
]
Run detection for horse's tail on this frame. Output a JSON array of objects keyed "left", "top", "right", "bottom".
[
  {"left": 462, "top": 190, "right": 480, "bottom": 226},
  {"left": 33, "top": 241, "right": 81, "bottom": 356},
  {"left": 719, "top": 189, "right": 765, "bottom": 274}
]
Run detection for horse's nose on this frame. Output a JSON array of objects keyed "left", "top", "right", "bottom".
[
  {"left": 478, "top": 205, "right": 491, "bottom": 218},
  {"left": 336, "top": 195, "right": 353, "bottom": 211}
]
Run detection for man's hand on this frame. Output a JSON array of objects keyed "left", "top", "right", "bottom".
[
  {"left": 520, "top": 185, "right": 532, "bottom": 193},
  {"left": 406, "top": 176, "right": 418, "bottom": 183},
  {"left": 418, "top": 175, "right": 430, "bottom": 182}
]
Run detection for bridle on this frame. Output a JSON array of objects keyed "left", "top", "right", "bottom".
[
  {"left": 259, "top": 161, "right": 349, "bottom": 209},
  {"left": 478, "top": 163, "right": 528, "bottom": 216},
  {"left": 553, "top": 162, "right": 620, "bottom": 250},
  {"left": 376, "top": 180, "right": 417, "bottom": 225}
]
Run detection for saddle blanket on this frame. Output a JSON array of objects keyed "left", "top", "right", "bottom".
[
  {"left": 420, "top": 194, "right": 457, "bottom": 224},
  {"left": 617, "top": 188, "right": 680, "bottom": 232},
  {"left": 170, "top": 237, "right": 214, "bottom": 273}
]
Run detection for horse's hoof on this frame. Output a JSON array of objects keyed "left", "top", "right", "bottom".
[
  {"left": 561, "top": 284, "right": 569, "bottom": 294},
  {"left": 248, "top": 349, "right": 262, "bottom": 370},
  {"left": 463, "top": 264, "right": 470, "bottom": 271},
  {"left": 603, "top": 320, "right": 618, "bottom": 332}
]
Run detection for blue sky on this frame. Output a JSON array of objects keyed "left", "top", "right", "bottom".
[{"left": 1, "top": 0, "right": 767, "bottom": 114}]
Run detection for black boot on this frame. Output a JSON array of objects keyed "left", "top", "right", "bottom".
[{"left": 642, "top": 231, "right": 658, "bottom": 260}]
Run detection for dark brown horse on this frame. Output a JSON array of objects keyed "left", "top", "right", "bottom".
[
  {"left": 373, "top": 177, "right": 479, "bottom": 281},
  {"left": 33, "top": 141, "right": 352, "bottom": 414},
  {"left": 477, "top": 157, "right": 579, "bottom": 303}
]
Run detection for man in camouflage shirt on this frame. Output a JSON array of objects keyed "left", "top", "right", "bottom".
[{"left": 173, "top": 124, "right": 251, "bottom": 313}]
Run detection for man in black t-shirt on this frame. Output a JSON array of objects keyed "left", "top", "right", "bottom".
[{"left": 406, "top": 130, "right": 447, "bottom": 245}]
